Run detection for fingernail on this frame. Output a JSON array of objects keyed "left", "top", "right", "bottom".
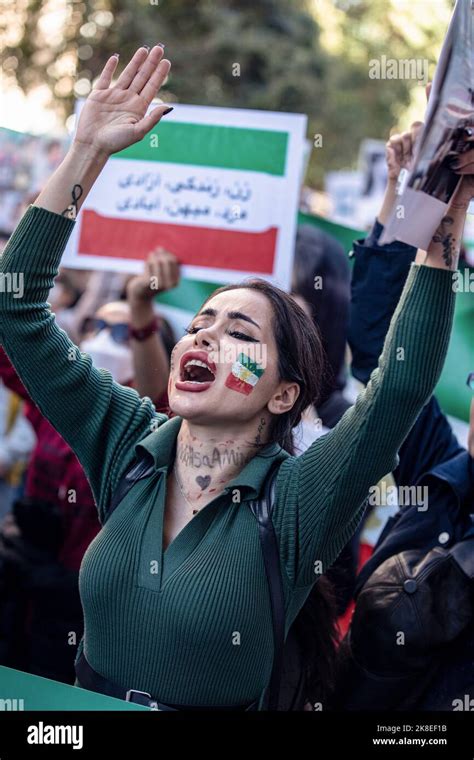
[
  {"left": 464, "top": 127, "right": 473, "bottom": 136},
  {"left": 162, "top": 106, "right": 174, "bottom": 116},
  {"left": 143, "top": 45, "right": 150, "bottom": 51},
  {"left": 112, "top": 53, "right": 120, "bottom": 58},
  {"left": 158, "top": 43, "right": 165, "bottom": 49}
]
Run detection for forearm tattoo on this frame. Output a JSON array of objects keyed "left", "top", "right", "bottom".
[
  {"left": 61, "top": 184, "right": 83, "bottom": 220},
  {"left": 431, "top": 215, "right": 456, "bottom": 268}
]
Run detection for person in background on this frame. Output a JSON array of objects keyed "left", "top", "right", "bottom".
[
  {"left": 291, "top": 224, "right": 353, "bottom": 437},
  {"left": 0, "top": 381, "right": 36, "bottom": 517},
  {"left": 0, "top": 248, "right": 179, "bottom": 682},
  {"left": 46, "top": 269, "right": 85, "bottom": 343},
  {"left": 30, "top": 139, "right": 66, "bottom": 195},
  {"left": 51, "top": 269, "right": 128, "bottom": 346},
  {"left": 0, "top": 47, "right": 462, "bottom": 712},
  {"left": 332, "top": 122, "right": 474, "bottom": 711}
]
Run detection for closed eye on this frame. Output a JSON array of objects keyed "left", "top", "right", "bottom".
[
  {"left": 228, "top": 330, "right": 258, "bottom": 343},
  {"left": 183, "top": 325, "right": 259, "bottom": 343}
]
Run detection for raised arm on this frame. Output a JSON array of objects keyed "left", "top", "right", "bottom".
[
  {"left": 126, "top": 248, "right": 180, "bottom": 401},
  {"left": 273, "top": 126, "right": 473, "bottom": 589},
  {"left": 0, "top": 47, "right": 173, "bottom": 520},
  {"left": 349, "top": 127, "right": 464, "bottom": 486}
]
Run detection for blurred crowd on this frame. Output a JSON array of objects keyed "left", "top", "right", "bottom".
[{"left": 0, "top": 131, "right": 473, "bottom": 712}]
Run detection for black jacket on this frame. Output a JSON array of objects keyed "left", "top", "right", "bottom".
[{"left": 335, "top": 219, "right": 474, "bottom": 710}]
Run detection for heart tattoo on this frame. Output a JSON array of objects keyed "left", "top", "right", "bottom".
[{"left": 196, "top": 475, "right": 211, "bottom": 490}]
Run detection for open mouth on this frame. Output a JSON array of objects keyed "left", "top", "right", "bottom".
[
  {"left": 179, "top": 351, "right": 217, "bottom": 385},
  {"left": 181, "top": 359, "right": 216, "bottom": 383}
]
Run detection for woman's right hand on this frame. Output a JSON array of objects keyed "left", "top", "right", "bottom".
[{"left": 73, "top": 46, "right": 172, "bottom": 158}]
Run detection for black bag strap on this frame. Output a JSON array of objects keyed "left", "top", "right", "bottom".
[
  {"left": 107, "top": 455, "right": 285, "bottom": 710},
  {"left": 105, "top": 454, "right": 155, "bottom": 522},
  {"left": 247, "top": 461, "right": 285, "bottom": 711}
]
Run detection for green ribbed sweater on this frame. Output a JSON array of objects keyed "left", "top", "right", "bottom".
[{"left": 0, "top": 206, "right": 456, "bottom": 706}]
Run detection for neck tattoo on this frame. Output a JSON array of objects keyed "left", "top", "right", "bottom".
[{"left": 174, "top": 467, "right": 200, "bottom": 515}]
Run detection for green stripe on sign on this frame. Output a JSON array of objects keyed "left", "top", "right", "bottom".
[
  {"left": 155, "top": 277, "right": 222, "bottom": 314},
  {"left": 115, "top": 122, "right": 288, "bottom": 176}
]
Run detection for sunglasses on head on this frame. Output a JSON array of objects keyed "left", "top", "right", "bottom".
[
  {"left": 90, "top": 318, "right": 130, "bottom": 345},
  {"left": 467, "top": 372, "right": 474, "bottom": 392}
]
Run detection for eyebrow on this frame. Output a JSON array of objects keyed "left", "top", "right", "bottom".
[{"left": 198, "top": 307, "right": 261, "bottom": 330}]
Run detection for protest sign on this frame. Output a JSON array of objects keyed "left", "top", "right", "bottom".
[
  {"left": 381, "top": 0, "right": 474, "bottom": 248},
  {"left": 325, "top": 170, "right": 363, "bottom": 226},
  {"left": 63, "top": 103, "right": 307, "bottom": 288}
]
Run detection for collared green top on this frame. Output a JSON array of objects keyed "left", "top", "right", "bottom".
[{"left": 0, "top": 206, "right": 456, "bottom": 706}]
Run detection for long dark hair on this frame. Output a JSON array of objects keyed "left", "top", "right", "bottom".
[
  {"left": 292, "top": 575, "right": 340, "bottom": 706},
  {"left": 200, "top": 278, "right": 339, "bottom": 707}
]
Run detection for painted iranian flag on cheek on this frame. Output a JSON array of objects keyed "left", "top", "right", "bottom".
[{"left": 225, "top": 353, "right": 265, "bottom": 396}]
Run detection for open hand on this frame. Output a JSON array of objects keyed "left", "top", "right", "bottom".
[{"left": 74, "top": 46, "right": 172, "bottom": 157}]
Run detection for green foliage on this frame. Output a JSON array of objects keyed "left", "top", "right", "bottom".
[{"left": 0, "top": 0, "right": 452, "bottom": 187}]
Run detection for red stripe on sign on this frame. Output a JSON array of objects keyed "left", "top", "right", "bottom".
[{"left": 79, "top": 211, "right": 277, "bottom": 273}]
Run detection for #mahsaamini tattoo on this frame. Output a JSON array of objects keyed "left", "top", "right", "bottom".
[{"left": 432, "top": 215, "right": 456, "bottom": 268}]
